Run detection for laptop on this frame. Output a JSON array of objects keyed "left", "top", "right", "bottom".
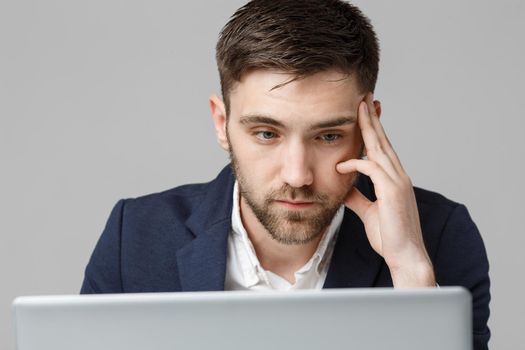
[{"left": 12, "top": 287, "right": 472, "bottom": 350}]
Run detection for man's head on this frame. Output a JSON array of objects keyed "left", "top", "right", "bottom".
[
  {"left": 215, "top": 0, "right": 379, "bottom": 116},
  {"left": 210, "top": 0, "right": 380, "bottom": 245}
]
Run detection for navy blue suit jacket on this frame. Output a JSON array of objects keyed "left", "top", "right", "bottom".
[{"left": 81, "top": 165, "right": 491, "bottom": 349}]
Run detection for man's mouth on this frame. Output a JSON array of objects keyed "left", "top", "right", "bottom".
[{"left": 274, "top": 200, "right": 316, "bottom": 209}]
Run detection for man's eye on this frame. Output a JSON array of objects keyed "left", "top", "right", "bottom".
[
  {"left": 255, "top": 131, "right": 276, "bottom": 140},
  {"left": 319, "top": 134, "right": 340, "bottom": 142}
]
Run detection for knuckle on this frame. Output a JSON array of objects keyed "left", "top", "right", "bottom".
[
  {"left": 367, "top": 142, "right": 383, "bottom": 155},
  {"left": 369, "top": 162, "right": 380, "bottom": 172}
]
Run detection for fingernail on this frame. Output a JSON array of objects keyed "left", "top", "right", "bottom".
[{"left": 363, "top": 102, "right": 369, "bottom": 115}]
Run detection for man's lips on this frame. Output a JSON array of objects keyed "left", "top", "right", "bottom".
[{"left": 274, "top": 200, "right": 316, "bottom": 209}]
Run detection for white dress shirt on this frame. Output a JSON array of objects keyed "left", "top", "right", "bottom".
[{"left": 224, "top": 181, "right": 345, "bottom": 291}]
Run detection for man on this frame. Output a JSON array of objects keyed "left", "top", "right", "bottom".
[{"left": 81, "top": 0, "right": 490, "bottom": 348}]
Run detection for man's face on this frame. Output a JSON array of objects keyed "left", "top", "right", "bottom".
[{"left": 216, "top": 69, "right": 365, "bottom": 245}]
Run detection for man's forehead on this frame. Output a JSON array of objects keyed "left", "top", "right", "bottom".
[
  {"left": 229, "top": 69, "right": 363, "bottom": 126},
  {"left": 236, "top": 68, "right": 358, "bottom": 94}
]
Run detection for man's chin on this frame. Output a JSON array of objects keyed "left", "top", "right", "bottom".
[
  {"left": 268, "top": 229, "right": 323, "bottom": 245},
  {"left": 265, "top": 218, "right": 325, "bottom": 245}
]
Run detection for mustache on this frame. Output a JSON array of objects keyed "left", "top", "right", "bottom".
[{"left": 266, "top": 184, "right": 328, "bottom": 202}]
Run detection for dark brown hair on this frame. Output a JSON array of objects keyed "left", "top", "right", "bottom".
[{"left": 216, "top": 0, "right": 380, "bottom": 115}]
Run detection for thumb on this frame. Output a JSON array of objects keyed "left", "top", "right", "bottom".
[{"left": 344, "top": 186, "right": 372, "bottom": 220}]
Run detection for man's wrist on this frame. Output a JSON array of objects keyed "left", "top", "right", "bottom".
[
  {"left": 389, "top": 261, "right": 436, "bottom": 288},
  {"left": 384, "top": 243, "right": 436, "bottom": 288}
]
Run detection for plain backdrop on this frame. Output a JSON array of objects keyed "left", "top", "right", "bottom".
[{"left": 1, "top": 1, "right": 524, "bottom": 349}]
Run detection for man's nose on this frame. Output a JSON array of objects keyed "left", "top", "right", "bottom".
[{"left": 279, "top": 140, "right": 314, "bottom": 188}]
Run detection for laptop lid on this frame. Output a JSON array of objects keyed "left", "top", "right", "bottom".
[{"left": 13, "top": 287, "right": 472, "bottom": 350}]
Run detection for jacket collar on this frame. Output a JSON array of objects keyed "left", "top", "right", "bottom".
[{"left": 176, "top": 166, "right": 384, "bottom": 291}]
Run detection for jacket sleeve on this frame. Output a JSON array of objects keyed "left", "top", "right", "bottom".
[
  {"left": 80, "top": 200, "right": 126, "bottom": 294},
  {"left": 433, "top": 204, "right": 491, "bottom": 350}
]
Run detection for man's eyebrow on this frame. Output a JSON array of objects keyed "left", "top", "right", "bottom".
[
  {"left": 309, "top": 116, "right": 356, "bottom": 130},
  {"left": 238, "top": 114, "right": 356, "bottom": 129},
  {"left": 239, "top": 114, "right": 285, "bottom": 128}
]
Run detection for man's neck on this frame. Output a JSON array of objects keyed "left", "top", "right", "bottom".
[{"left": 239, "top": 196, "right": 325, "bottom": 284}]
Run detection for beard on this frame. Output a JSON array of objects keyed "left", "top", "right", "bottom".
[{"left": 228, "top": 146, "right": 358, "bottom": 246}]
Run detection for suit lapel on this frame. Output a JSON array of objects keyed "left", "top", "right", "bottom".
[
  {"left": 176, "top": 219, "right": 231, "bottom": 291},
  {"left": 176, "top": 166, "right": 234, "bottom": 292},
  {"left": 324, "top": 175, "right": 385, "bottom": 288}
]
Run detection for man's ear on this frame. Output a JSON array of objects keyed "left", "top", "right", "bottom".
[{"left": 209, "top": 94, "right": 229, "bottom": 151}]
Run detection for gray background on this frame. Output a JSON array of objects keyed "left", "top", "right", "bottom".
[{"left": 1, "top": 0, "right": 523, "bottom": 349}]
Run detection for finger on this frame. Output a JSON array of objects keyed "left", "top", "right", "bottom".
[
  {"left": 358, "top": 99, "right": 399, "bottom": 179},
  {"left": 336, "top": 158, "right": 395, "bottom": 199},
  {"left": 365, "top": 95, "right": 397, "bottom": 160},
  {"left": 366, "top": 95, "right": 405, "bottom": 174},
  {"left": 343, "top": 186, "right": 373, "bottom": 220},
  {"left": 366, "top": 96, "right": 387, "bottom": 143}
]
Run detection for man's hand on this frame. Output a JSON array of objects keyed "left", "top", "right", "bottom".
[{"left": 336, "top": 93, "right": 435, "bottom": 288}]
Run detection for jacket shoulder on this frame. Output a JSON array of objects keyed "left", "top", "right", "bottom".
[
  {"left": 122, "top": 181, "right": 210, "bottom": 222},
  {"left": 413, "top": 186, "right": 464, "bottom": 233},
  {"left": 122, "top": 165, "right": 234, "bottom": 223},
  {"left": 411, "top": 185, "right": 478, "bottom": 266},
  {"left": 413, "top": 185, "right": 460, "bottom": 208}
]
